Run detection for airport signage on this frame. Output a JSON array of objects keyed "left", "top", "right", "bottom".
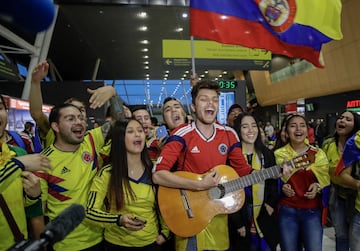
[{"left": 162, "top": 40, "right": 271, "bottom": 70}]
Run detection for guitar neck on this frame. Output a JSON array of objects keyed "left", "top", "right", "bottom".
[{"left": 225, "top": 161, "right": 291, "bottom": 194}]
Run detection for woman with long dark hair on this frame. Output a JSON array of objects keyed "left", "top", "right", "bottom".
[
  {"left": 229, "top": 112, "right": 280, "bottom": 251},
  {"left": 86, "top": 119, "right": 169, "bottom": 251},
  {"left": 322, "top": 111, "right": 360, "bottom": 251}
]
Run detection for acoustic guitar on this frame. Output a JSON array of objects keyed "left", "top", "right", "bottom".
[{"left": 157, "top": 151, "right": 315, "bottom": 237}]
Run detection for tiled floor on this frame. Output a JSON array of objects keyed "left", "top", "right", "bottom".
[
  {"left": 276, "top": 227, "right": 336, "bottom": 250},
  {"left": 323, "top": 227, "right": 336, "bottom": 251}
]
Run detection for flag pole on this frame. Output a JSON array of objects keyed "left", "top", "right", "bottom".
[{"left": 191, "top": 35, "right": 196, "bottom": 76}]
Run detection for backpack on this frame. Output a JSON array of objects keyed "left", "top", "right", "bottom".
[{"left": 7, "top": 129, "right": 43, "bottom": 153}]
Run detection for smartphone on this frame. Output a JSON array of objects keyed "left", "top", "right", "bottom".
[
  {"left": 156, "top": 125, "right": 168, "bottom": 139},
  {"left": 133, "top": 216, "right": 147, "bottom": 224}
]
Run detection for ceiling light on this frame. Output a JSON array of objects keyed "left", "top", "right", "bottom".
[
  {"left": 220, "top": 15, "right": 228, "bottom": 20},
  {"left": 99, "top": 10, "right": 104, "bottom": 14},
  {"left": 165, "top": 70, "right": 169, "bottom": 73},
  {"left": 146, "top": 77, "right": 149, "bottom": 80},
  {"left": 204, "top": 70, "right": 209, "bottom": 74},
  {"left": 141, "top": 48, "right": 148, "bottom": 52},
  {"left": 137, "top": 12, "right": 147, "bottom": 18},
  {"left": 175, "top": 27, "right": 183, "bottom": 32},
  {"left": 145, "top": 66, "right": 149, "bottom": 69},
  {"left": 145, "top": 74, "right": 149, "bottom": 77},
  {"left": 183, "top": 74, "right": 187, "bottom": 77},
  {"left": 218, "top": 74, "right": 222, "bottom": 78},
  {"left": 200, "top": 74, "right": 205, "bottom": 78},
  {"left": 164, "top": 74, "right": 168, "bottom": 77},
  {"left": 139, "top": 26, "right": 148, "bottom": 31},
  {"left": 185, "top": 70, "right": 189, "bottom": 74},
  {"left": 143, "top": 55, "right": 149, "bottom": 59},
  {"left": 144, "top": 61, "right": 149, "bottom": 64},
  {"left": 164, "top": 77, "right": 167, "bottom": 80},
  {"left": 215, "top": 77, "right": 218, "bottom": 80},
  {"left": 140, "top": 40, "right": 149, "bottom": 44},
  {"left": 182, "top": 13, "right": 188, "bottom": 18},
  {"left": 223, "top": 71, "right": 228, "bottom": 74},
  {"left": 181, "top": 78, "right": 184, "bottom": 80}
]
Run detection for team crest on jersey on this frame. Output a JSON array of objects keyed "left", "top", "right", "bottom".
[
  {"left": 82, "top": 151, "right": 93, "bottom": 163},
  {"left": 255, "top": 0, "right": 296, "bottom": 33},
  {"left": 218, "top": 143, "right": 228, "bottom": 155}
]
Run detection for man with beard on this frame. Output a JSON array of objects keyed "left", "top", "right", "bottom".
[{"left": 36, "top": 100, "right": 121, "bottom": 251}]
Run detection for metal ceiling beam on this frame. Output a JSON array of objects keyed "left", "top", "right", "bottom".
[{"left": 55, "top": 0, "right": 189, "bottom": 6}]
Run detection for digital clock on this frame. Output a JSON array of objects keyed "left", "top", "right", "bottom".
[{"left": 217, "top": 80, "right": 237, "bottom": 89}]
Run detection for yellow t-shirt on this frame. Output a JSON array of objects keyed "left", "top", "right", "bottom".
[
  {"left": 38, "top": 128, "right": 104, "bottom": 251},
  {"left": 86, "top": 164, "right": 170, "bottom": 247}
]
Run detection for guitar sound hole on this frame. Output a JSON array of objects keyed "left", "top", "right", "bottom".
[{"left": 208, "top": 184, "right": 225, "bottom": 199}]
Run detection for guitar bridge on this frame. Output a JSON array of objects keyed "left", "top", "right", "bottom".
[{"left": 180, "top": 189, "right": 194, "bottom": 218}]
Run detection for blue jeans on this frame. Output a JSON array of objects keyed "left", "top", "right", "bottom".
[
  {"left": 279, "top": 205, "right": 323, "bottom": 251},
  {"left": 185, "top": 236, "right": 228, "bottom": 251},
  {"left": 329, "top": 186, "right": 350, "bottom": 251},
  {"left": 350, "top": 211, "right": 360, "bottom": 251}
]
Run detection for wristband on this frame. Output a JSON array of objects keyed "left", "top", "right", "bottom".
[
  {"left": 26, "top": 193, "right": 42, "bottom": 200},
  {"left": 11, "top": 158, "right": 25, "bottom": 170}
]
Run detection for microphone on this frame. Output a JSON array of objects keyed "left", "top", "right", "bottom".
[
  {"left": 41, "top": 203, "right": 85, "bottom": 243},
  {"left": 8, "top": 204, "right": 85, "bottom": 251}
]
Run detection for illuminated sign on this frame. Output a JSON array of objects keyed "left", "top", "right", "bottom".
[
  {"left": 217, "top": 80, "right": 237, "bottom": 89},
  {"left": 347, "top": 100, "right": 360, "bottom": 108},
  {"left": 347, "top": 100, "right": 360, "bottom": 112}
]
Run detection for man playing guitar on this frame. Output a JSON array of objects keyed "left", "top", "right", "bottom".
[{"left": 153, "top": 80, "right": 292, "bottom": 251}]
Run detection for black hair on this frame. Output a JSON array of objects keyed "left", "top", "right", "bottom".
[
  {"left": 24, "top": 121, "right": 34, "bottom": 130},
  {"left": 273, "top": 114, "right": 293, "bottom": 150},
  {"left": 333, "top": 110, "right": 360, "bottom": 146},
  {"left": 49, "top": 103, "right": 81, "bottom": 124},
  {"left": 163, "top": 97, "right": 177, "bottom": 104},
  {"left": 227, "top": 104, "right": 244, "bottom": 117},
  {"left": 63, "top": 97, "right": 86, "bottom": 107},
  {"left": 131, "top": 105, "right": 148, "bottom": 114},
  {"left": 0, "top": 95, "right": 7, "bottom": 110}
]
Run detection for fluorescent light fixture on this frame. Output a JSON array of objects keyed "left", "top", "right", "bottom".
[
  {"left": 137, "top": 12, "right": 147, "bottom": 18},
  {"left": 139, "top": 26, "right": 148, "bottom": 31}
]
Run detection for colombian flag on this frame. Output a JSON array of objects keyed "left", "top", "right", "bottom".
[
  {"left": 190, "top": 0, "right": 343, "bottom": 68},
  {"left": 335, "top": 130, "right": 360, "bottom": 176}
]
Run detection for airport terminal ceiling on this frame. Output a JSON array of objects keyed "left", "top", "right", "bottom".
[{"left": 0, "top": 0, "right": 243, "bottom": 106}]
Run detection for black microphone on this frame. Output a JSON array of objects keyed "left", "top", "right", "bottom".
[
  {"left": 41, "top": 203, "right": 85, "bottom": 243},
  {"left": 8, "top": 204, "right": 85, "bottom": 251}
]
